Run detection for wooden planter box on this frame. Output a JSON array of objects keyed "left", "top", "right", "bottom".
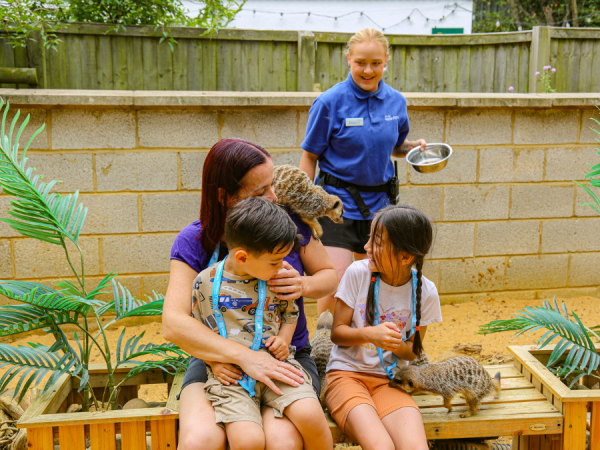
[
  {"left": 17, "top": 363, "right": 181, "bottom": 450},
  {"left": 510, "top": 344, "right": 600, "bottom": 450}
]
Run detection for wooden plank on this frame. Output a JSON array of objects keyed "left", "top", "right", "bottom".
[
  {"left": 481, "top": 45, "right": 496, "bottom": 92},
  {"left": 591, "top": 401, "right": 600, "bottom": 450},
  {"left": 577, "top": 40, "right": 593, "bottom": 92},
  {"left": 0, "top": 68, "right": 37, "bottom": 85},
  {"left": 415, "top": 388, "right": 547, "bottom": 409},
  {"left": 405, "top": 46, "right": 419, "bottom": 92},
  {"left": 19, "top": 374, "right": 72, "bottom": 424},
  {"left": 65, "top": 33, "right": 83, "bottom": 89},
  {"left": 555, "top": 39, "right": 569, "bottom": 93},
  {"left": 529, "top": 26, "right": 551, "bottom": 92},
  {"left": 443, "top": 46, "right": 458, "bottom": 92},
  {"left": 142, "top": 37, "right": 159, "bottom": 90},
  {"left": 504, "top": 44, "right": 519, "bottom": 92},
  {"left": 457, "top": 46, "right": 470, "bottom": 92},
  {"left": 567, "top": 39, "right": 582, "bottom": 93},
  {"left": 315, "top": 31, "right": 533, "bottom": 46},
  {"left": 172, "top": 38, "right": 188, "bottom": 90},
  {"left": 59, "top": 424, "right": 85, "bottom": 450},
  {"left": 591, "top": 40, "right": 600, "bottom": 92},
  {"left": 13, "top": 45, "right": 28, "bottom": 88},
  {"left": 203, "top": 40, "right": 217, "bottom": 91},
  {"left": 26, "top": 30, "right": 47, "bottom": 88},
  {"left": 96, "top": 35, "right": 113, "bottom": 89},
  {"left": 166, "top": 373, "right": 183, "bottom": 411},
  {"left": 285, "top": 42, "right": 297, "bottom": 92},
  {"left": 551, "top": 28, "right": 600, "bottom": 40},
  {"left": 315, "top": 42, "right": 329, "bottom": 91},
  {"left": 186, "top": 38, "right": 202, "bottom": 91},
  {"left": 80, "top": 34, "right": 98, "bottom": 89},
  {"left": 217, "top": 39, "right": 232, "bottom": 91},
  {"left": 421, "top": 400, "right": 558, "bottom": 417},
  {"left": 129, "top": 37, "right": 144, "bottom": 90},
  {"left": 0, "top": 38, "right": 16, "bottom": 89},
  {"left": 469, "top": 45, "right": 483, "bottom": 92},
  {"left": 90, "top": 422, "right": 117, "bottom": 450},
  {"left": 72, "top": 369, "right": 173, "bottom": 390},
  {"left": 246, "top": 41, "right": 260, "bottom": 91},
  {"left": 111, "top": 36, "right": 128, "bottom": 90},
  {"left": 121, "top": 421, "right": 146, "bottom": 450},
  {"left": 329, "top": 43, "right": 342, "bottom": 90},
  {"left": 231, "top": 40, "right": 245, "bottom": 91},
  {"left": 519, "top": 43, "right": 530, "bottom": 93},
  {"left": 157, "top": 41, "right": 174, "bottom": 90},
  {"left": 493, "top": 45, "right": 507, "bottom": 92},
  {"left": 273, "top": 41, "right": 286, "bottom": 91},
  {"left": 486, "top": 364, "right": 523, "bottom": 379},
  {"left": 563, "top": 401, "right": 587, "bottom": 450},
  {"left": 46, "top": 38, "right": 67, "bottom": 89},
  {"left": 151, "top": 419, "right": 178, "bottom": 450},
  {"left": 391, "top": 46, "right": 405, "bottom": 92},
  {"left": 26, "top": 427, "right": 54, "bottom": 450}
]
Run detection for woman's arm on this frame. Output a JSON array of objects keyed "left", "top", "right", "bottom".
[
  {"left": 162, "top": 260, "right": 304, "bottom": 394},
  {"left": 267, "top": 235, "right": 337, "bottom": 301},
  {"left": 392, "top": 139, "right": 427, "bottom": 158},
  {"left": 299, "top": 151, "right": 319, "bottom": 181}
]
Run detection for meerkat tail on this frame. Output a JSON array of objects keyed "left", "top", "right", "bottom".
[{"left": 494, "top": 372, "right": 502, "bottom": 393}]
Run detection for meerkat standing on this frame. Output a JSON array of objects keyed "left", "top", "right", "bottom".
[{"left": 389, "top": 356, "right": 501, "bottom": 418}]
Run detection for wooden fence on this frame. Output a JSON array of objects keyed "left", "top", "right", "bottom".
[{"left": 1, "top": 24, "right": 599, "bottom": 92}]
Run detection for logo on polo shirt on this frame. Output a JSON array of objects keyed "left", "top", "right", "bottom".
[{"left": 385, "top": 115, "right": 400, "bottom": 121}]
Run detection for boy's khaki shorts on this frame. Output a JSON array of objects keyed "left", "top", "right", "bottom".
[{"left": 205, "top": 358, "right": 318, "bottom": 428}]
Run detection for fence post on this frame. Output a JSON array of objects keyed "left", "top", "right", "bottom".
[
  {"left": 298, "top": 31, "right": 315, "bottom": 92},
  {"left": 528, "top": 26, "right": 552, "bottom": 93}
]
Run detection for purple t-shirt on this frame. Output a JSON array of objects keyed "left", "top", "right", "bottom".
[{"left": 170, "top": 213, "right": 312, "bottom": 351}]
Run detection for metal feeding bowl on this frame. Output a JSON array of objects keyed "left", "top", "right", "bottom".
[{"left": 406, "top": 143, "right": 453, "bottom": 174}]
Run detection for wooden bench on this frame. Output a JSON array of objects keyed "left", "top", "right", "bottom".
[{"left": 169, "top": 363, "right": 564, "bottom": 449}]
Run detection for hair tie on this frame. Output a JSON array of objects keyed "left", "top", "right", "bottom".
[
  {"left": 415, "top": 326, "right": 420, "bottom": 331},
  {"left": 371, "top": 277, "right": 376, "bottom": 282}
]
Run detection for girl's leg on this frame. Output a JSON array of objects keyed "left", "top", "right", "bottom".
[
  {"left": 381, "top": 407, "right": 429, "bottom": 450},
  {"left": 225, "top": 421, "right": 265, "bottom": 450},
  {"left": 261, "top": 406, "right": 303, "bottom": 450},
  {"left": 317, "top": 246, "right": 353, "bottom": 315},
  {"left": 284, "top": 397, "right": 333, "bottom": 450},
  {"left": 345, "top": 404, "right": 395, "bottom": 450},
  {"left": 178, "top": 383, "right": 226, "bottom": 450}
]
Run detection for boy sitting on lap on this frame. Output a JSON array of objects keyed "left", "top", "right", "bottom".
[{"left": 192, "top": 197, "right": 333, "bottom": 450}]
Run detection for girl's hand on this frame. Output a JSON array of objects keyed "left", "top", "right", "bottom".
[
  {"left": 366, "top": 322, "right": 403, "bottom": 351},
  {"left": 265, "top": 336, "right": 290, "bottom": 361},
  {"left": 267, "top": 261, "right": 303, "bottom": 301},
  {"left": 206, "top": 361, "right": 242, "bottom": 386}
]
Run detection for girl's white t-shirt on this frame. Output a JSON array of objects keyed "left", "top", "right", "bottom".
[{"left": 326, "top": 259, "right": 443, "bottom": 377}]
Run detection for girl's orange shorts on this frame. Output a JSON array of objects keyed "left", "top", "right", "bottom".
[{"left": 324, "top": 369, "right": 419, "bottom": 432}]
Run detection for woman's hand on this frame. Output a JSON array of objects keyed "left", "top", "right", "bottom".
[
  {"left": 365, "top": 322, "right": 403, "bottom": 351},
  {"left": 206, "top": 361, "right": 242, "bottom": 386},
  {"left": 264, "top": 336, "right": 290, "bottom": 361},
  {"left": 241, "top": 350, "right": 305, "bottom": 396},
  {"left": 408, "top": 139, "right": 427, "bottom": 152},
  {"left": 393, "top": 139, "right": 427, "bottom": 158},
  {"left": 267, "top": 261, "right": 303, "bottom": 301}
]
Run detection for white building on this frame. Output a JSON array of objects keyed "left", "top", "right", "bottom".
[{"left": 183, "top": 0, "right": 473, "bottom": 34}]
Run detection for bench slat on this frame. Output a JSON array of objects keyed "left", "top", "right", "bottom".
[
  {"left": 421, "top": 400, "right": 559, "bottom": 417},
  {"left": 484, "top": 365, "right": 523, "bottom": 379},
  {"left": 415, "top": 388, "right": 546, "bottom": 408}
]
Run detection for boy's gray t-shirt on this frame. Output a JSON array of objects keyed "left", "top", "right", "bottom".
[{"left": 192, "top": 264, "right": 299, "bottom": 349}]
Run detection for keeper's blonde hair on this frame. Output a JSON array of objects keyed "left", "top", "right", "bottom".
[{"left": 345, "top": 28, "right": 389, "bottom": 56}]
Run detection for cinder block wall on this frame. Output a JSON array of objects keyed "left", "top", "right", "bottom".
[{"left": 0, "top": 90, "right": 598, "bottom": 305}]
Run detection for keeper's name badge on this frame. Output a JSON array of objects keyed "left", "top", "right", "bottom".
[{"left": 345, "top": 118, "right": 364, "bottom": 127}]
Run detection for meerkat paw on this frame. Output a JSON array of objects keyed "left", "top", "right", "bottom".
[{"left": 443, "top": 397, "right": 453, "bottom": 413}]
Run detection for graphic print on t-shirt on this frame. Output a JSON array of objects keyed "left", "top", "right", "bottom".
[{"left": 358, "top": 298, "right": 410, "bottom": 331}]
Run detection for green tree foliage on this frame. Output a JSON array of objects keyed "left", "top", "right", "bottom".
[
  {"left": 1, "top": 0, "right": 245, "bottom": 50},
  {"left": 473, "top": 0, "right": 600, "bottom": 33}
]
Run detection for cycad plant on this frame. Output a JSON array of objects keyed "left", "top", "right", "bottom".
[
  {"left": 0, "top": 100, "right": 188, "bottom": 411},
  {"left": 479, "top": 117, "right": 600, "bottom": 388}
]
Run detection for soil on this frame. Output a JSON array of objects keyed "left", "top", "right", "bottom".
[{"left": 3, "top": 296, "right": 600, "bottom": 405}]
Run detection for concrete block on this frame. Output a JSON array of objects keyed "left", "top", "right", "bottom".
[
  {"left": 479, "top": 148, "right": 544, "bottom": 183},
  {"left": 79, "top": 194, "right": 139, "bottom": 234},
  {"left": 14, "top": 237, "right": 100, "bottom": 278},
  {"left": 89, "top": 275, "right": 142, "bottom": 301},
  {"left": 504, "top": 254, "right": 568, "bottom": 290},
  {"left": 444, "top": 185, "right": 510, "bottom": 221},
  {"left": 0, "top": 197, "right": 20, "bottom": 238},
  {"left": 447, "top": 110, "right": 512, "bottom": 145},
  {"left": 96, "top": 152, "right": 177, "bottom": 192},
  {"left": 439, "top": 257, "right": 506, "bottom": 293},
  {"left": 143, "top": 274, "right": 170, "bottom": 298},
  {"left": 398, "top": 186, "right": 442, "bottom": 222},
  {"left": 569, "top": 253, "right": 600, "bottom": 287},
  {"left": 0, "top": 240, "right": 13, "bottom": 278},
  {"left": 430, "top": 223, "right": 475, "bottom": 259},
  {"left": 410, "top": 149, "right": 477, "bottom": 185},
  {"left": 545, "top": 147, "right": 599, "bottom": 181},
  {"left": 541, "top": 218, "right": 600, "bottom": 253},
  {"left": 510, "top": 185, "right": 574, "bottom": 219},
  {"left": 102, "top": 234, "right": 177, "bottom": 274},
  {"left": 272, "top": 150, "right": 304, "bottom": 168},
  {"left": 579, "top": 110, "right": 600, "bottom": 144},
  {"left": 138, "top": 110, "right": 218, "bottom": 148},
  {"left": 407, "top": 110, "right": 445, "bottom": 143},
  {"left": 51, "top": 109, "right": 136, "bottom": 149},
  {"left": 514, "top": 109, "right": 579, "bottom": 145},
  {"left": 221, "top": 110, "right": 298, "bottom": 148},
  {"left": 25, "top": 153, "right": 94, "bottom": 192},
  {"left": 180, "top": 152, "right": 207, "bottom": 190},
  {"left": 549, "top": 286, "right": 600, "bottom": 299},
  {"left": 439, "top": 292, "right": 491, "bottom": 305},
  {"left": 575, "top": 183, "right": 599, "bottom": 217},
  {"left": 5, "top": 108, "right": 48, "bottom": 149},
  {"left": 476, "top": 221, "right": 540, "bottom": 256},
  {"left": 422, "top": 260, "right": 440, "bottom": 287},
  {"left": 298, "top": 110, "right": 308, "bottom": 145},
  {"left": 141, "top": 193, "right": 202, "bottom": 232}
]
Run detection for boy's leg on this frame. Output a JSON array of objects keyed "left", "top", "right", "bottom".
[
  {"left": 225, "top": 421, "right": 265, "bottom": 450},
  {"left": 381, "top": 407, "right": 429, "bottom": 450},
  {"left": 284, "top": 397, "right": 333, "bottom": 450},
  {"left": 178, "top": 382, "right": 226, "bottom": 450},
  {"left": 345, "top": 404, "right": 394, "bottom": 450},
  {"left": 261, "top": 406, "right": 303, "bottom": 450}
]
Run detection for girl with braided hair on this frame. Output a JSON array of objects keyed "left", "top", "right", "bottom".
[{"left": 325, "top": 205, "right": 442, "bottom": 450}]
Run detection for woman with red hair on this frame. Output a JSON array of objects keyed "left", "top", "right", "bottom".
[{"left": 163, "top": 138, "right": 337, "bottom": 450}]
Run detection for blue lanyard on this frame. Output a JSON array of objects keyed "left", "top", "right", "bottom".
[
  {"left": 211, "top": 256, "right": 267, "bottom": 397},
  {"left": 373, "top": 268, "right": 418, "bottom": 380},
  {"left": 208, "top": 243, "right": 221, "bottom": 268}
]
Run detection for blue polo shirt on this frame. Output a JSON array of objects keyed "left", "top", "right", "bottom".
[{"left": 301, "top": 73, "right": 410, "bottom": 220}]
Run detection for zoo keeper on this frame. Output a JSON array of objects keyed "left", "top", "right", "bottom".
[
  {"left": 163, "top": 138, "right": 338, "bottom": 450},
  {"left": 300, "top": 28, "right": 427, "bottom": 315}
]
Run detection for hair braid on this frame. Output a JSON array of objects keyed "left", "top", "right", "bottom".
[
  {"left": 412, "top": 259, "right": 424, "bottom": 357},
  {"left": 365, "top": 275, "right": 377, "bottom": 327}
]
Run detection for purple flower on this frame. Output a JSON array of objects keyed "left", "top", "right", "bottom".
[
  {"left": 544, "top": 65, "right": 550, "bottom": 70},
  {"left": 551, "top": 68, "right": 556, "bottom": 73},
  {"left": 535, "top": 71, "right": 540, "bottom": 76},
  {"left": 508, "top": 86, "right": 514, "bottom": 92}
]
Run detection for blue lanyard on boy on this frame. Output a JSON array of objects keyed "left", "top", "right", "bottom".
[
  {"left": 211, "top": 255, "right": 267, "bottom": 397},
  {"left": 372, "top": 268, "right": 419, "bottom": 380},
  {"left": 208, "top": 243, "right": 221, "bottom": 268}
]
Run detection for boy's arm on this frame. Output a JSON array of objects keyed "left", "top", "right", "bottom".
[{"left": 278, "top": 322, "right": 297, "bottom": 347}]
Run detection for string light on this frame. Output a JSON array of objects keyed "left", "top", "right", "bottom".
[{"left": 496, "top": 19, "right": 500, "bottom": 27}]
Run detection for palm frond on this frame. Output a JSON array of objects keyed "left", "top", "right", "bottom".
[
  {"left": 0, "top": 343, "right": 78, "bottom": 404},
  {"left": 119, "top": 357, "right": 189, "bottom": 385},
  {"left": 0, "top": 280, "right": 103, "bottom": 312},
  {"left": 479, "top": 298, "right": 600, "bottom": 383},
  {"left": 97, "top": 281, "right": 164, "bottom": 318},
  {"left": 0, "top": 304, "right": 80, "bottom": 337},
  {"left": 86, "top": 272, "right": 117, "bottom": 300},
  {"left": 0, "top": 101, "right": 88, "bottom": 247},
  {"left": 115, "top": 329, "right": 187, "bottom": 367}
]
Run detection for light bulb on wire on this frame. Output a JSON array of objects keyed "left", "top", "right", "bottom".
[{"left": 496, "top": 19, "right": 500, "bottom": 28}]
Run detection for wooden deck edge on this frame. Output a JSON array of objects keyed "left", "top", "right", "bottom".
[{"left": 18, "top": 373, "right": 72, "bottom": 425}]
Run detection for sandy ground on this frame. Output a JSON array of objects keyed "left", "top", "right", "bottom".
[{"left": 3, "top": 296, "right": 600, "bottom": 404}]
